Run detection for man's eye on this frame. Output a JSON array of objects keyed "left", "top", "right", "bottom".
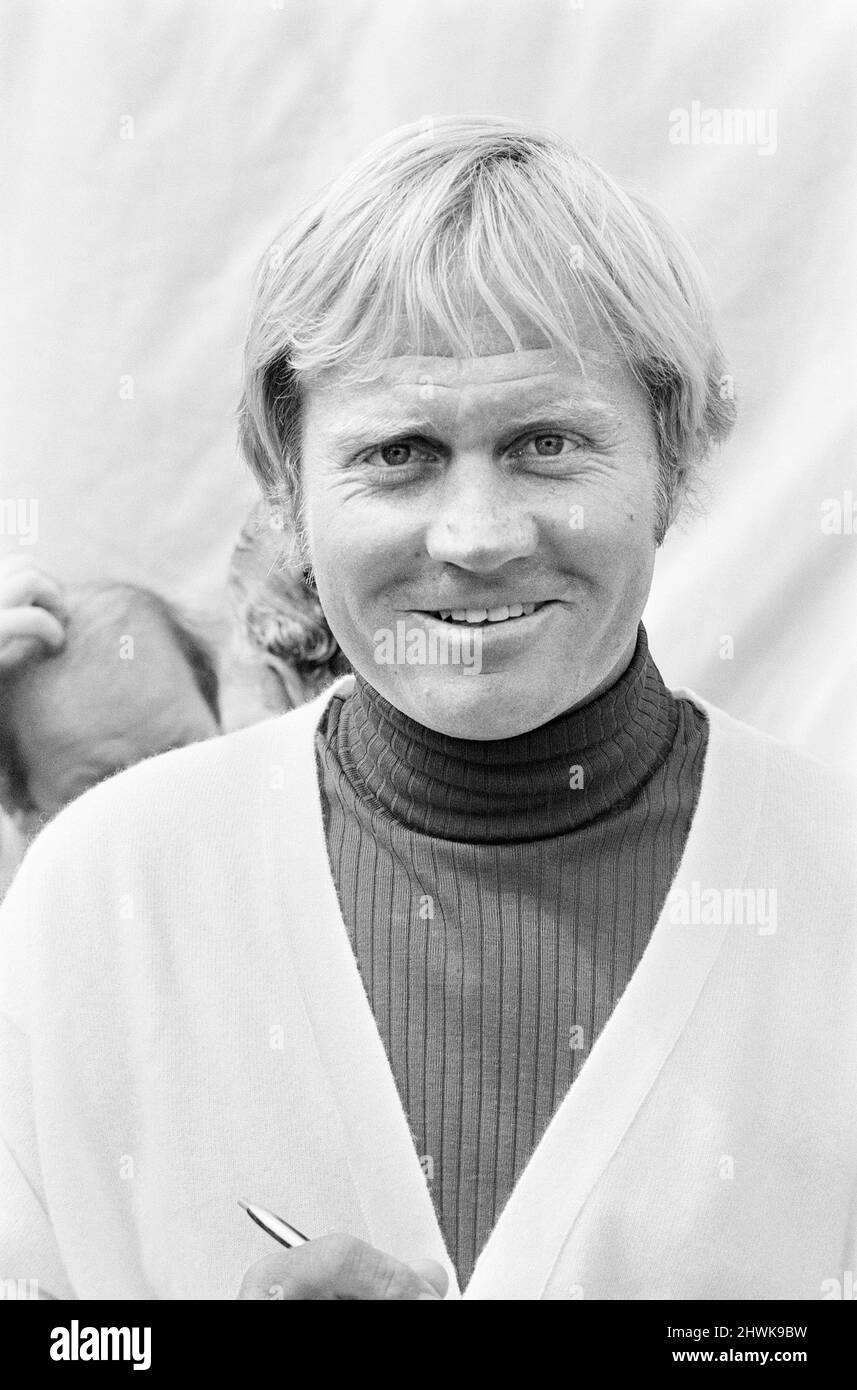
[
  {"left": 362, "top": 439, "right": 439, "bottom": 472},
  {"left": 514, "top": 433, "right": 581, "bottom": 459},
  {"left": 534, "top": 434, "right": 566, "bottom": 456},
  {"left": 379, "top": 442, "right": 416, "bottom": 467}
]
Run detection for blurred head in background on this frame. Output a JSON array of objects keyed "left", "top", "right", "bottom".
[
  {"left": 228, "top": 501, "right": 349, "bottom": 715},
  {"left": 0, "top": 579, "right": 221, "bottom": 828}
]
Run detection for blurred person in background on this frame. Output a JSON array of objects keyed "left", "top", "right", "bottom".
[
  {"left": 0, "top": 557, "right": 221, "bottom": 892},
  {"left": 227, "top": 501, "right": 349, "bottom": 715},
  {"left": 0, "top": 560, "right": 68, "bottom": 893}
]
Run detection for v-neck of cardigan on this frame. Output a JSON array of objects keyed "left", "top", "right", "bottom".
[{"left": 270, "top": 675, "right": 765, "bottom": 1299}]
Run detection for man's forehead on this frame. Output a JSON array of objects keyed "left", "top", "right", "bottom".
[
  {"left": 307, "top": 345, "right": 624, "bottom": 422},
  {"left": 368, "top": 349, "right": 577, "bottom": 387}
]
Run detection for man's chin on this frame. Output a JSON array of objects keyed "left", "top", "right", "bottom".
[{"left": 381, "top": 669, "right": 569, "bottom": 742}]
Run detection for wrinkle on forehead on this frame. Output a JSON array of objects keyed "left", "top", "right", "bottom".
[{"left": 369, "top": 350, "right": 588, "bottom": 389}]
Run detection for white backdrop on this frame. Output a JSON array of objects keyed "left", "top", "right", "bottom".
[{"left": 1, "top": 0, "right": 854, "bottom": 764}]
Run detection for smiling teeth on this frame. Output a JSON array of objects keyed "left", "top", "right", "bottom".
[{"left": 436, "top": 603, "right": 538, "bottom": 623}]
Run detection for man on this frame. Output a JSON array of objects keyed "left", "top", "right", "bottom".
[
  {"left": 1, "top": 117, "right": 854, "bottom": 1301},
  {"left": 0, "top": 564, "right": 221, "bottom": 890}
]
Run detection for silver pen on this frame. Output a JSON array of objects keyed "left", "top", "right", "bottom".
[{"left": 238, "top": 1198, "right": 309, "bottom": 1249}]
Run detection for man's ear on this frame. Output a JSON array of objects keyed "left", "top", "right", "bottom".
[{"left": 258, "top": 477, "right": 307, "bottom": 568}]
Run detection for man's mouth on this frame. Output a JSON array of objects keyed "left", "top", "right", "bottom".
[{"left": 421, "top": 602, "right": 548, "bottom": 626}]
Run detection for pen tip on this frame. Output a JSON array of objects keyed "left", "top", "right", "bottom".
[{"left": 237, "top": 1198, "right": 251, "bottom": 1212}]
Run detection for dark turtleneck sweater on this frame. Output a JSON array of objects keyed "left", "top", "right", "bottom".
[{"left": 314, "top": 625, "right": 708, "bottom": 1287}]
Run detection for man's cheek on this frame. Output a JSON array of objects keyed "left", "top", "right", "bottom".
[{"left": 314, "top": 566, "right": 376, "bottom": 653}]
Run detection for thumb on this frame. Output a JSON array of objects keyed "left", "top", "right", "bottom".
[{"left": 408, "top": 1257, "right": 449, "bottom": 1299}]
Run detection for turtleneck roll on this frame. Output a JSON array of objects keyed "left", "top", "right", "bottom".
[{"left": 314, "top": 624, "right": 708, "bottom": 1286}]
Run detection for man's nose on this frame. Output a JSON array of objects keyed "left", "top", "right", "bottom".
[{"left": 424, "top": 457, "right": 538, "bottom": 571}]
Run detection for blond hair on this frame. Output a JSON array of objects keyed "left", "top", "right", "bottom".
[{"left": 239, "top": 115, "right": 736, "bottom": 545}]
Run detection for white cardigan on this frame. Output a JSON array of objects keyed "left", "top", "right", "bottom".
[{"left": 0, "top": 677, "right": 855, "bottom": 1300}]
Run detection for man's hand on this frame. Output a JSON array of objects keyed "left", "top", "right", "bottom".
[
  {"left": 236, "top": 1233, "right": 450, "bottom": 1300},
  {"left": 0, "top": 559, "right": 68, "bottom": 673}
]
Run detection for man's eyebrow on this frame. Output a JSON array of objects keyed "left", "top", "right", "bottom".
[
  {"left": 323, "top": 410, "right": 440, "bottom": 448},
  {"left": 500, "top": 396, "right": 623, "bottom": 432}
]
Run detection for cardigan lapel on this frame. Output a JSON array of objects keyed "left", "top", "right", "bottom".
[
  {"left": 274, "top": 680, "right": 767, "bottom": 1301},
  {"left": 271, "top": 678, "right": 463, "bottom": 1298},
  {"left": 463, "top": 692, "right": 768, "bottom": 1298}
]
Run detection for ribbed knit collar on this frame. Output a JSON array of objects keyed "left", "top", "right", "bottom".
[{"left": 328, "top": 625, "right": 680, "bottom": 842}]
